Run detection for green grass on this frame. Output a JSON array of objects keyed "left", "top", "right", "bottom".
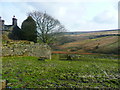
[{"left": 2, "top": 54, "right": 119, "bottom": 88}]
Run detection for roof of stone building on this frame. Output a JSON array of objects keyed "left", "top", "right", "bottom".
[{"left": 4, "top": 25, "right": 14, "bottom": 31}]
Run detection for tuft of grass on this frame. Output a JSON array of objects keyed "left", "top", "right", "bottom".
[{"left": 2, "top": 55, "right": 119, "bottom": 88}]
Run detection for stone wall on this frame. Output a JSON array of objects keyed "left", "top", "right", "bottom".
[{"left": 2, "top": 43, "right": 51, "bottom": 59}]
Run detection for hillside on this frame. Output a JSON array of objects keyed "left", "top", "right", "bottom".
[
  {"left": 1, "top": 29, "right": 119, "bottom": 55},
  {"left": 64, "top": 29, "right": 118, "bottom": 35},
  {"left": 54, "top": 30, "right": 119, "bottom": 54}
]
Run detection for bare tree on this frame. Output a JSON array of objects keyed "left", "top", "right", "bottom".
[{"left": 28, "top": 11, "right": 66, "bottom": 44}]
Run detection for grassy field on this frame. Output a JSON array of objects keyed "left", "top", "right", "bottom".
[{"left": 2, "top": 54, "right": 119, "bottom": 88}]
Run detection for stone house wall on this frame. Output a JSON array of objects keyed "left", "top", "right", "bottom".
[{"left": 2, "top": 43, "right": 51, "bottom": 59}]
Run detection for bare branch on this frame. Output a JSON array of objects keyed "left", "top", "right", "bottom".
[{"left": 28, "top": 11, "right": 66, "bottom": 44}]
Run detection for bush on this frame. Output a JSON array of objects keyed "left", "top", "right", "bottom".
[{"left": 59, "top": 54, "right": 81, "bottom": 60}]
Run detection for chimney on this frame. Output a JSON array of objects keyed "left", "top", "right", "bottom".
[
  {"left": 0, "top": 17, "right": 4, "bottom": 30},
  {"left": 2, "top": 20, "right": 4, "bottom": 30},
  {"left": 12, "top": 15, "right": 17, "bottom": 26}
]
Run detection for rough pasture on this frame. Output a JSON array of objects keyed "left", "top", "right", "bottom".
[{"left": 2, "top": 54, "right": 119, "bottom": 88}]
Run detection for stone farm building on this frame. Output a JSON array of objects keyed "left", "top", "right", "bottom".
[
  {"left": 0, "top": 16, "right": 20, "bottom": 31},
  {"left": 1, "top": 16, "right": 51, "bottom": 59}
]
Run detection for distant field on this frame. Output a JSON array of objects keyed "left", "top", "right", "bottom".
[
  {"left": 64, "top": 30, "right": 118, "bottom": 36},
  {"left": 56, "top": 30, "right": 119, "bottom": 54},
  {"left": 2, "top": 54, "right": 119, "bottom": 88}
]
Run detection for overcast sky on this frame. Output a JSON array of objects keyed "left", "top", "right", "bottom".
[{"left": 0, "top": 0, "right": 118, "bottom": 32}]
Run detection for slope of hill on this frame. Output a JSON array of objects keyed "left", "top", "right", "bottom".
[
  {"left": 1, "top": 29, "right": 119, "bottom": 55},
  {"left": 64, "top": 29, "right": 118, "bottom": 35},
  {"left": 55, "top": 30, "right": 119, "bottom": 54}
]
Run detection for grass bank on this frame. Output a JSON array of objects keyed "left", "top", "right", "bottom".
[{"left": 2, "top": 54, "right": 119, "bottom": 88}]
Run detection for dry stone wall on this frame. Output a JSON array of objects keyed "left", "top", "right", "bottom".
[{"left": 2, "top": 43, "right": 51, "bottom": 59}]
